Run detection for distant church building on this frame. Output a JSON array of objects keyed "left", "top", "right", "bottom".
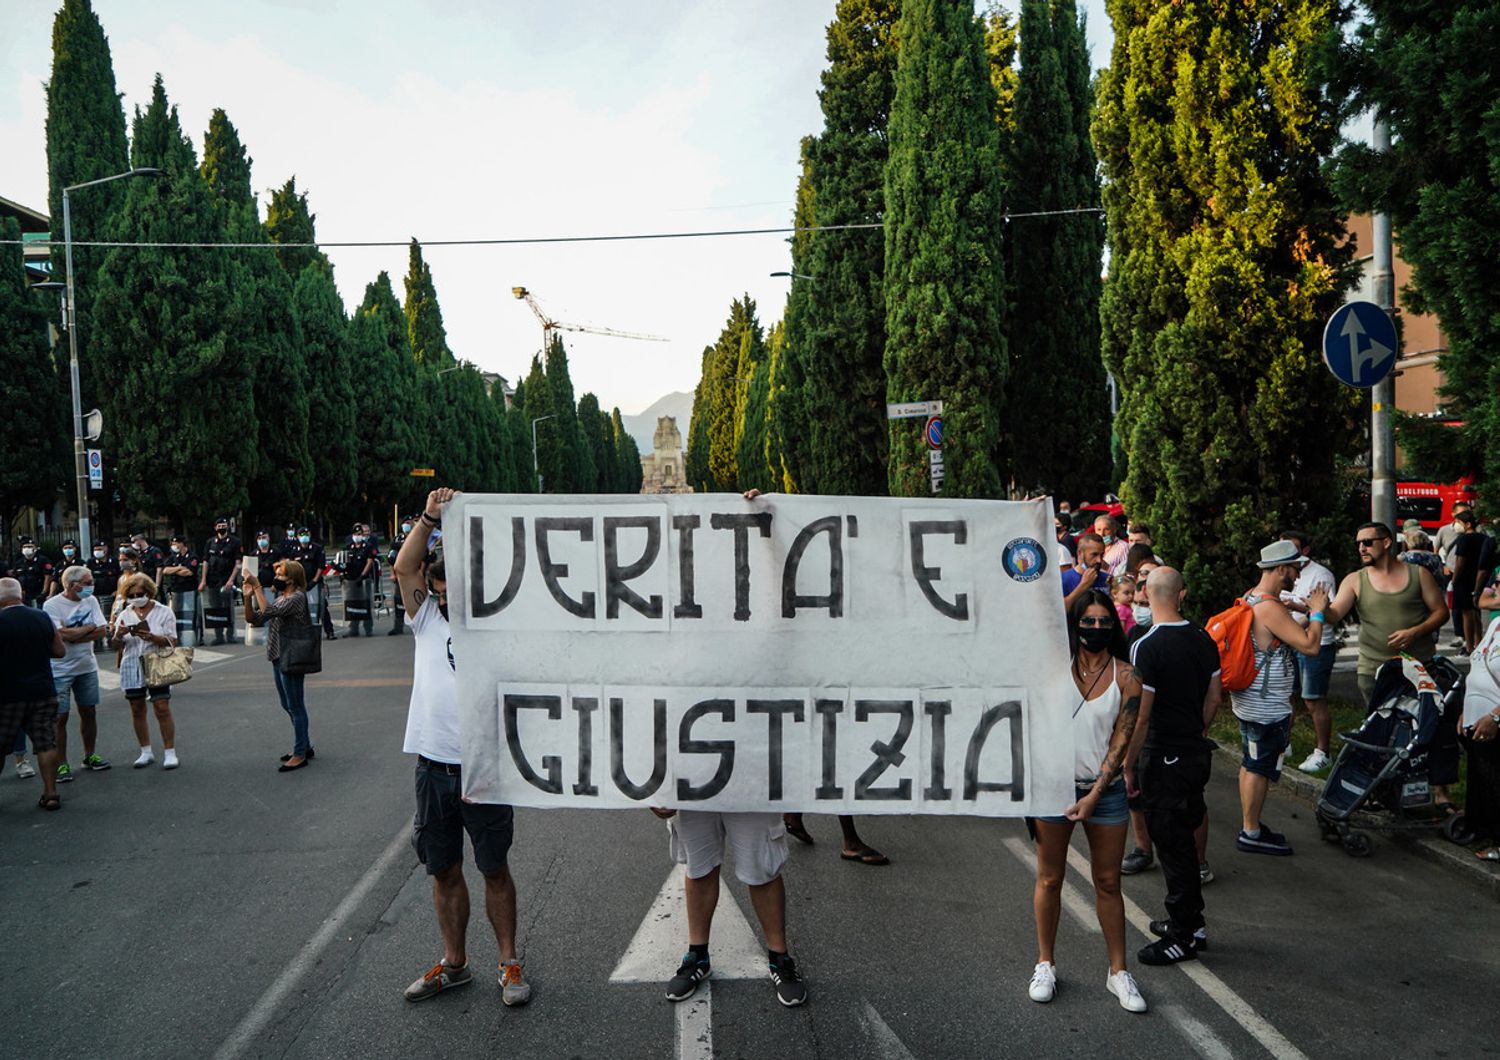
[{"left": 640, "top": 416, "right": 691, "bottom": 494}]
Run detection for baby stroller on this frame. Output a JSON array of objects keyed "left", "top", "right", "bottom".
[{"left": 1315, "top": 655, "right": 1470, "bottom": 856}]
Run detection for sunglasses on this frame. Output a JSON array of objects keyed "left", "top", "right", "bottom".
[
  {"left": 1078, "top": 616, "right": 1113, "bottom": 628},
  {"left": 1355, "top": 537, "right": 1385, "bottom": 548}
]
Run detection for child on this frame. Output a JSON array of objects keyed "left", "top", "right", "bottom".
[{"left": 1112, "top": 574, "right": 1136, "bottom": 633}]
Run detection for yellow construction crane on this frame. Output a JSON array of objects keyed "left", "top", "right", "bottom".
[{"left": 511, "top": 286, "right": 667, "bottom": 353}]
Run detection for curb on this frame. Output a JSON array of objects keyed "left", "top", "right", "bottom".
[{"left": 1210, "top": 745, "right": 1500, "bottom": 900}]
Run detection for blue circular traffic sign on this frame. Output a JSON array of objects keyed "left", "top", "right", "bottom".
[
  {"left": 1322, "top": 301, "right": 1398, "bottom": 389},
  {"left": 925, "top": 416, "right": 943, "bottom": 449}
]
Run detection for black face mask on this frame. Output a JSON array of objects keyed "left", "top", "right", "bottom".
[
  {"left": 437, "top": 601, "right": 449, "bottom": 623},
  {"left": 271, "top": 577, "right": 288, "bottom": 592},
  {"left": 1078, "top": 627, "right": 1112, "bottom": 654}
]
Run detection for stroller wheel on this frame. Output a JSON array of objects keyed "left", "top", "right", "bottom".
[
  {"left": 1443, "top": 812, "right": 1475, "bottom": 845},
  {"left": 1317, "top": 817, "right": 1341, "bottom": 842},
  {"left": 1342, "top": 833, "right": 1373, "bottom": 858}
]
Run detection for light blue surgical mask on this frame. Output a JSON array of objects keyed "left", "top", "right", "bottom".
[
  {"left": 401, "top": 523, "right": 413, "bottom": 534},
  {"left": 298, "top": 535, "right": 310, "bottom": 545},
  {"left": 79, "top": 585, "right": 95, "bottom": 598},
  {"left": 1132, "top": 603, "right": 1151, "bottom": 624},
  {"left": 63, "top": 547, "right": 76, "bottom": 559}
]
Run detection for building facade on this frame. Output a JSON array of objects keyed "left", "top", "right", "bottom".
[{"left": 640, "top": 415, "right": 690, "bottom": 494}]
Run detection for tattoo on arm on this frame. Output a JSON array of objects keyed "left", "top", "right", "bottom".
[
  {"left": 1097, "top": 695, "right": 1142, "bottom": 789},
  {"left": 410, "top": 588, "right": 426, "bottom": 608}
]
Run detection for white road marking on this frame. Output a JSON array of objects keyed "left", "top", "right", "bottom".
[
  {"left": 1160, "top": 1003, "right": 1237, "bottom": 1060},
  {"left": 211, "top": 823, "right": 411, "bottom": 1060},
  {"left": 676, "top": 980, "right": 713, "bottom": 1060},
  {"left": 999, "top": 837, "right": 1100, "bottom": 935},
  {"left": 95, "top": 647, "right": 239, "bottom": 690},
  {"left": 860, "top": 1000, "right": 917, "bottom": 1060},
  {"left": 610, "top": 863, "right": 766, "bottom": 982}
]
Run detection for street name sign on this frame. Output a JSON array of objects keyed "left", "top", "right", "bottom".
[
  {"left": 411, "top": 468, "right": 436, "bottom": 477},
  {"left": 1323, "top": 300, "right": 1397, "bottom": 388},
  {"left": 886, "top": 400, "right": 943, "bottom": 420}
]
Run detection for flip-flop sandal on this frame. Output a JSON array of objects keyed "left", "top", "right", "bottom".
[
  {"left": 1476, "top": 848, "right": 1500, "bottom": 862},
  {"left": 38, "top": 794, "right": 61, "bottom": 812},
  {"left": 785, "top": 820, "right": 815, "bottom": 845},
  {"left": 841, "top": 848, "right": 890, "bottom": 866}
]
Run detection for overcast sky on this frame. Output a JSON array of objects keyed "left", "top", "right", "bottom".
[{"left": 1, "top": 1, "right": 1111, "bottom": 414}]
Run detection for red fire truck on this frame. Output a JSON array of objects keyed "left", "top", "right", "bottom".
[{"left": 1396, "top": 477, "right": 1478, "bottom": 532}]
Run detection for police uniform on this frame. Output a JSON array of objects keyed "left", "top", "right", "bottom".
[
  {"left": 344, "top": 525, "right": 378, "bottom": 636},
  {"left": 249, "top": 534, "right": 281, "bottom": 585},
  {"left": 132, "top": 538, "right": 166, "bottom": 587},
  {"left": 290, "top": 532, "right": 333, "bottom": 638},
  {"left": 160, "top": 540, "right": 201, "bottom": 642},
  {"left": 386, "top": 519, "right": 414, "bottom": 635},
  {"left": 202, "top": 523, "right": 243, "bottom": 645},
  {"left": 57, "top": 540, "right": 83, "bottom": 589},
  {"left": 8, "top": 537, "right": 54, "bottom": 607}
]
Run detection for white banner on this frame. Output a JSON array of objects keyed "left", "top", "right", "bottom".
[{"left": 446, "top": 493, "right": 1074, "bottom": 816}]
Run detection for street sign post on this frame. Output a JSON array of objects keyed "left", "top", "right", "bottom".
[
  {"left": 87, "top": 448, "right": 102, "bottom": 490},
  {"left": 886, "top": 400, "right": 943, "bottom": 420},
  {"left": 887, "top": 400, "right": 945, "bottom": 493},
  {"left": 410, "top": 468, "right": 436, "bottom": 477},
  {"left": 1322, "top": 300, "right": 1397, "bottom": 389}
]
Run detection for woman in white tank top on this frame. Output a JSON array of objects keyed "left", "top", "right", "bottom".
[{"left": 1026, "top": 589, "right": 1148, "bottom": 1014}]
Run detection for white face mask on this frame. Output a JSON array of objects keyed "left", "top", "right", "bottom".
[
  {"left": 1133, "top": 603, "right": 1152, "bottom": 624},
  {"left": 93, "top": 550, "right": 105, "bottom": 559},
  {"left": 127, "top": 595, "right": 149, "bottom": 607},
  {"left": 22, "top": 547, "right": 35, "bottom": 558}
]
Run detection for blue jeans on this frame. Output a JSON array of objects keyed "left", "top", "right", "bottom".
[{"left": 272, "top": 659, "right": 311, "bottom": 756}]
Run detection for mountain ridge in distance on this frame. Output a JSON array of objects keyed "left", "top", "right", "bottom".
[{"left": 621, "top": 390, "right": 693, "bottom": 452}]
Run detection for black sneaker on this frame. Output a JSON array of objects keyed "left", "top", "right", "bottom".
[
  {"left": 1120, "top": 848, "right": 1155, "bottom": 875},
  {"left": 1149, "top": 919, "right": 1208, "bottom": 951},
  {"left": 769, "top": 954, "right": 807, "bottom": 1007},
  {"left": 665, "top": 953, "right": 710, "bottom": 1002},
  {"left": 1237, "top": 824, "right": 1294, "bottom": 856},
  {"left": 1138, "top": 935, "right": 1199, "bottom": 966}
]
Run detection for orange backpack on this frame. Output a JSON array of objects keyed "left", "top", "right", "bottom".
[{"left": 1204, "top": 598, "right": 1259, "bottom": 691}]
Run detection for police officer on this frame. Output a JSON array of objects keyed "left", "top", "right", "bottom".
[
  {"left": 131, "top": 531, "right": 166, "bottom": 586},
  {"left": 291, "top": 526, "right": 336, "bottom": 641},
  {"left": 160, "top": 534, "right": 201, "bottom": 642},
  {"left": 87, "top": 540, "right": 121, "bottom": 607},
  {"left": 200, "top": 516, "right": 243, "bottom": 645},
  {"left": 249, "top": 529, "right": 281, "bottom": 585},
  {"left": 345, "top": 522, "right": 377, "bottom": 637},
  {"left": 281, "top": 523, "right": 300, "bottom": 563},
  {"left": 9, "top": 535, "right": 55, "bottom": 606},
  {"left": 55, "top": 538, "right": 82, "bottom": 591},
  {"left": 385, "top": 515, "right": 416, "bottom": 635}
]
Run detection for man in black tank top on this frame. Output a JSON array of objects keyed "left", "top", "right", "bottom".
[{"left": 1125, "top": 567, "right": 1222, "bottom": 964}]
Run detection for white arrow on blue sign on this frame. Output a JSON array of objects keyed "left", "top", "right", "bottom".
[{"left": 1322, "top": 300, "right": 1398, "bottom": 389}]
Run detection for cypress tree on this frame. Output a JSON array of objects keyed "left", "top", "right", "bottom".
[
  {"left": 293, "top": 262, "right": 358, "bottom": 519},
  {"left": 91, "top": 76, "right": 259, "bottom": 526},
  {"left": 768, "top": 139, "right": 818, "bottom": 493},
  {"left": 404, "top": 239, "right": 451, "bottom": 365},
  {"left": 705, "top": 296, "right": 758, "bottom": 490},
  {"left": 736, "top": 329, "right": 775, "bottom": 494},
  {"left": 597, "top": 409, "right": 620, "bottom": 492},
  {"left": 801, "top": 0, "right": 900, "bottom": 497},
  {"left": 347, "top": 272, "right": 419, "bottom": 516},
  {"left": 264, "top": 177, "right": 327, "bottom": 278},
  {"left": 1001, "top": 0, "right": 1108, "bottom": 500},
  {"left": 1095, "top": 0, "right": 1359, "bottom": 609},
  {"left": 1328, "top": 1, "right": 1500, "bottom": 487},
  {"left": 542, "top": 337, "right": 590, "bottom": 492},
  {"left": 616, "top": 417, "right": 644, "bottom": 493},
  {"left": 883, "top": 0, "right": 1008, "bottom": 498},
  {"left": 45, "top": 0, "right": 129, "bottom": 368},
  {"left": 983, "top": 3, "right": 1020, "bottom": 140},
  {"left": 202, "top": 109, "right": 313, "bottom": 521},
  {"left": 684, "top": 347, "right": 715, "bottom": 491},
  {"left": 521, "top": 354, "right": 555, "bottom": 491},
  {"left": 0, "top": 218, "right": 70, "bottom": 527},
  {"left": 577, "top": 393, "right": 609, "bottom": 491}
]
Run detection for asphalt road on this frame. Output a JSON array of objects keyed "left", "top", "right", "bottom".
[{"left": 4, "top": 631, "right": 1498, "bottom": 1059}]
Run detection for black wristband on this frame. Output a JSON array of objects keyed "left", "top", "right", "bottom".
[{"left": 421, "top": 512, "right": 439, "bottom": 527}]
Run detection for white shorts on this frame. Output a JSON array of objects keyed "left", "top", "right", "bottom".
[{"left": 667, "top": 810, "right": 788, "bottom": 886}]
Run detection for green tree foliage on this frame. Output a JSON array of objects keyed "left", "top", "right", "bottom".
[
  {"left": 735, "top": 327, "right": 776, "bottom": 494},
  {"left": 596, "top": 409, "right": 620, "bottom": 492},
  {"left": 768, "top": 139, "right": 818, "bottom": 493},
  {"left": 614, "top": 410, "right": 644, "bottom": 493},
  {"left": 404, "top": 239, "right": 451, "bottom": 366},
  {"left": 982, "top": 2, "right": 1020, "bottom": 142},
  {"left": 45, "top": 0, "right": 129, "bottom": 355},
  {"left": 489, "top": 382, "right": 526, "bottom": 493},
  {"left": 1095, "top": 0, "right": 1359, "bottom": 610},
  {"left": 347, "top": 272, "right": 419, "bottom": 516},
  {"left": 91, "top": 76, "right": 259, "bottom": 526},
  {"left": 705, "top": 296, "right": 760, "bottom": 490},
  {"left": 1328, "top": 1, "right": 1500, "bottom": 487},
  {"left": 202, "top": 108, "right": 313, "bottom": 521},
  {"left": 522, "top": 354, "right": 556, "bottom": 491},
  {"left": 264, "top": 177, "right": 327, "bottom": 278},
  {"left": 684, "top": 346, "right": 715, "bottom": 491},
  {"left": 577, "top": 393, "right": 610, "bottom": 491},
  {"left": 883, "top": 0, "right": 1008, "bottom": 498},
  {"left": 292, "top": 262, "right": 358, "bottom": 518},
  {"left": 1001, "top": 0, "right": 1108, "bottom": 500},
  {"left": 0, "top": 218, "right": 70, "bottom": 526},
  {"left": 542, "top": 337, "right": 591, "bottom": 492},
  {"left": 800, "top": 0, "right": 899, "bottom": 496}
]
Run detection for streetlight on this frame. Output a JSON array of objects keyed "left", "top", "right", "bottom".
[
  {"left": 769, "top": 271, "right": 815, "bottom": 281},
  {"left": 62, "top": 166, "right": 160, "bottom": 555},
  {"left": 531, "top": 413, "right": 556, "bottom": 493}
]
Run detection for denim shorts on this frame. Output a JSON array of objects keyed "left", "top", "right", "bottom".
[
  {"left": 1037, "top": 778, "right": 1129, "bottom": 826},
  {"left": 53, "top": 670, "right": 100, "bottom": 714},
  {"left": 1296, "top": 642, "right": 1337, "bottom": 699},
  {"left": 1239, "top": 717, "right": 1292, "bottom": 780}
]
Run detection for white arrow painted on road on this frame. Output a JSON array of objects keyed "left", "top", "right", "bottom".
[
  {"left": 1341, "top": 309, "right": 1392, "bottom": 385},
  {"left": 610, "top": 863, "right": 767, "bottom": 982}
]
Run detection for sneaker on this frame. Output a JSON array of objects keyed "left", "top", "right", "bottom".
[
  {"left": 1297, "top": 748, "right": 1331, "bottom": 772},
  {"left": 1199, "top": 862, "right": 1215, "bottom": 885},
  {"left": 1120, "top": 848, "right": 1154, "bottom": 875},
  {"left": 162, "top": 750, "right": 180, "bottom": 771},
  {"left": 15, "top": 758, "right": 36, "bottom": 779},
  {"left": 1138, "top": 936, "right": 1198, "bottom": 966},
  {"left": 83, "top": 753, "right": 111, "bottom": 772},
  {"left": 132, "top": 750, "right": 155, "bottom": 769},
  {"left": 55, "top": 762, "right": 74, "bottom": 784},
  {"left": 499, "top": 960, "right": 532, "bottom": 1006},
  {"left": 1237, "top": 825, "right": 1293, "bottom": 856},
  {"left": 665, "top": 953, "right": 711, "bottom": 1002},
  {"left": 768, "top": 953, "right": 807, "bottom": 1008},
  {"left": 1028, "top": 961, "right": 1057, "bottom": 1003},
  {"left": 404, "top": 960, "right": 472, "bottom": 1002},
  {"left": 1106, "top": 969, "right": 1148, "bottom": 1013},
  {"left": 1149, "top": 919, "right": 1208, "bottom": 951}
]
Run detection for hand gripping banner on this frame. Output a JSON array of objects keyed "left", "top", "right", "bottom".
[{"left": 445, "top": 493, "right": 1074, "bottom": 817}]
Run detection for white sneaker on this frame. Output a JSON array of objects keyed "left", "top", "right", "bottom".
[
  {"left": 15, "top": 758, "right": 36, "bottom": 779},
  {"left": 133, "top": 749, "right": 155, "bottom": 769},
  {"left": 162, "top": 750, "right": 179, "bottom": 770},
  {"left": 1297, "top": 748, "right": 1330, "bottom": 772},
  {"left": 1028, "top": 961, "right": 1057, "bottom": 1003},
  {"left": 1199, "top": 862, "right": 1215, "bottom": 885},
  {"left": 1106, "top": 969, "right": 1148, "bottom": 1013}
]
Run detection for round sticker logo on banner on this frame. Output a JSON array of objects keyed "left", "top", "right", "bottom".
[{"left": 1002, "top": 537, "right": 1047, "bottom": 583}]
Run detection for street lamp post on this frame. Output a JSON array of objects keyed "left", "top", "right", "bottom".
[
  {"left": 769, "top": 271, "right": 815, "bottom": 282},
  {"left": 61, "top": 166, "right": 159, "bottom": 555},
  {"left": 531, "top": 413, "right": 557, "bottom": 493}
]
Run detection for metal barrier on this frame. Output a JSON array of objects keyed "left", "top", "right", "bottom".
[{"left": 169, "top": 589, "right": 200, "bottom": 648}]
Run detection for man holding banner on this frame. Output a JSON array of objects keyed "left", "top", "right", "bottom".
[{"left": 394, "top": 488, "right": 532, "bottom": 1009}]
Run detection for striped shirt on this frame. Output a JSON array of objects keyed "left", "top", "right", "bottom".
[
  {"left": 246, "top": 589, "right": 309, "bottom": 662},
  {"left": 1230, "top": 592, "right": 1297, "bottom": 723}
]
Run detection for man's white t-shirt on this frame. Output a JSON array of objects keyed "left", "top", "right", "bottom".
[
  {"left": 45, "top": 593, "right": 105, "bottom": 677},
  {"left": 402, "top": 595, "right": 461, "bottom": 764},
  {"left": 1285, "top": 559, "right": 1337, "bottom": 646}
]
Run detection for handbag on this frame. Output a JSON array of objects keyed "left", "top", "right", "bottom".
[
  {"left": 141, "top": 645, "right": 194, "bottom": 686},
  {"left": 279, "top": 620, "right": 323, "bottom": 675}
]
